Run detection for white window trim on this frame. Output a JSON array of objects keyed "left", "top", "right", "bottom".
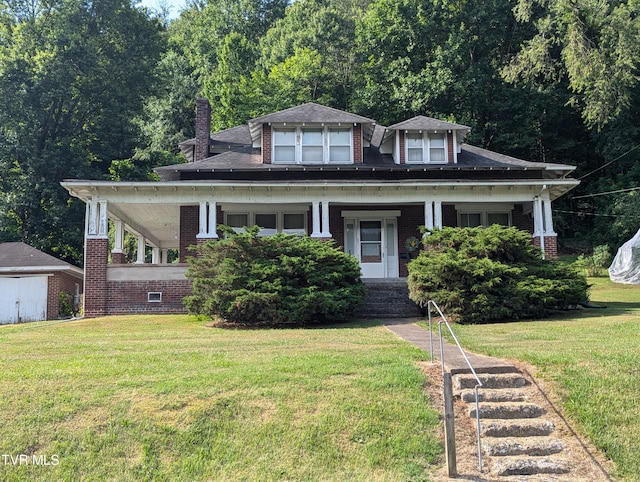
[
  {"left": 272, "top": 125, "right": 353, "bottom": 165},
  {"left": 457, "top": 210, "right": 512, "bottom": 228},
  {"left": 224, "top": 211, "right": 307, "bottom": 236},
  {"left": 404, "top": 131, "right": 448, "bottom": 164}
]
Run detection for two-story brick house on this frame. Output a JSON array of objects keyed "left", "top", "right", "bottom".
[{"left": 62, "top": 99, "right": 579, "bottom": 317}]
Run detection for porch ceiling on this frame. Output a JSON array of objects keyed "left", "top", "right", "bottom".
[{"left": 108, "top": 203, "right": 182, "bottom": 249}]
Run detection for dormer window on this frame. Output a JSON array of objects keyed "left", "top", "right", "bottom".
[
  {"left": 406, "top": 131, "right": 447, "bottom": 164},
  {"left": 272, "top": 126, "right": 353, "bottom": 164}
]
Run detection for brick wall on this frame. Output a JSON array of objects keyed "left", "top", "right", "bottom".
[
  {"left": 105, "top": 280, "right": 191, "bottom": 315},
  {"left": 195, "top": 97, "right": 211, "bottom": 162},
  {"left": 84, "top": 237, "right": 108, "bottom": 317},
  {"left": 262, "top": 124, "right": 272, "bottom": 164},
  {"left": 180, "top": 205, "right": 199, "bottom": 262},
  {"left": 447, "top": 132, "right": 455, "bottom": 163},
  {"left": 512, "top": 204, "right": 534, "bottom": 233},
  {"left": 47, "top": 271, "right": 83, "bottom": 319},
  {"left": 353, "top": 124, "right": 363, "bottom": 164},
  {"left": 442, "top": 204, "right": 457, "bottom": 227}
]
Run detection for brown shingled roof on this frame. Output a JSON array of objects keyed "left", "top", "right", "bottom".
[{"left": 0, "top": 242, "right": 81, "bottom": 273}]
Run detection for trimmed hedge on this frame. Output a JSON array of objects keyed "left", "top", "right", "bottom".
[
  {"left": 184, "top": 227, "right": 365, "bottom": 325},
  {"left": 407, "top": 226, "right": 589, "bottom": 324}
]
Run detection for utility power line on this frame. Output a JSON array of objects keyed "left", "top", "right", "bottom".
[
  {"left": 578, "top": 144, "right": 640, "bottom": 180},
  {"left": 571, "top": 186, "right": 640, "bottom": 200}
]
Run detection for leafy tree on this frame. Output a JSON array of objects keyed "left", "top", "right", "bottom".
[
  {"left": 408, "top": 226, "right": 589, "bottom": 324},
  {"left": 184, "top": 227, "right": 365, "bottom": 325},
  {"left": 0, "top": 0, "right": 165, "bottom": 262}
]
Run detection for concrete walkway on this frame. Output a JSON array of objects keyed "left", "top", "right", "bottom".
[{"left": 384, "top": 318, "right": 516, "bottom": 375}]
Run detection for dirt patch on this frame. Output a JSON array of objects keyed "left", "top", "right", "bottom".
[{"left": 421, "top": 361, "right": 615, "bottom": 481}]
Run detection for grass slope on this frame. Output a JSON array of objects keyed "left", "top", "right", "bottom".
[
  {"left": 448, "top": 278, "right": 640, "bottom": 481},
  {"left": 0, "top": 318, "right": 441, "bottom": 481}
]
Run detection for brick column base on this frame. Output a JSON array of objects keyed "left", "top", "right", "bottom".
[
  {"left": 533, "top": 236, "right": 558, "bottom": 259},
  {"left": 112, "top": 252, "right": 126, "bottom": 264},
  {"left": 84, "top": 237, "right": 109, "bottom": 317}
]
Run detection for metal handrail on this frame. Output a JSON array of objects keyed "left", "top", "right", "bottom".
[{"left": 427, "top": 300, "right": 484, "bottom": 472}]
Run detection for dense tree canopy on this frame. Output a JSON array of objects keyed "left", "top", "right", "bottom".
[{"left": 1, "top": 0, "right": 639, "bottom": 265}]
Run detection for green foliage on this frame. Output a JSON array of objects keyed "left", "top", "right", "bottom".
[
  {"left": 574, "top": 244, "right": 612, "bottom": 277},
  {"left": 407, "top": 226, "right": 589, "bottom": 324},
  {"left": 184, "top": 227, "right": 365, "bottom": 325},
  {"left": 58, "top": 292, "right": 76, "bottom": 318}
]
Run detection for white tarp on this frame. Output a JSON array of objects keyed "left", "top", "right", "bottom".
[{"left": 609, "top": 228, "right": 640, "bottom": 284}]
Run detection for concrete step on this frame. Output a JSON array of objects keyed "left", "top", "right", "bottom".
[
  {"left": 483, "top": 437, "right": 564, "bottom": 457},
  {"left": 491, "top": 456, "right": 570, "bottom": 476},
  {"left": 461, "top": 389, "right": 526, "bottom": 403},
  {"left": 360, "top": 281, "right": 421, "bottom": 317},
  {"left": 469, "top": 402, "right": 546, "bottom": 419},
  {"left": 454, "top": 373, "right": 526, "bottom": 390},
  {"left": 481, "top": 419, "right": 555, "bottom": 438}
]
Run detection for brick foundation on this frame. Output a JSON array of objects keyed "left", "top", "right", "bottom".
[{"left": 105, "top": 279, "right": 191, "bottom": 315}]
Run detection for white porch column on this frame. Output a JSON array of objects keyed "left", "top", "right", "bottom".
[
  {"left": 321, "top": 202, "right": 332, "bottom": 238},
  {"left": 151, "top": 247, "right": 160, "bottom": 264},
  {"left": 311, "top": 201, "right": 322, "bottom": 237},
  {"left": 533, "top": 196, "right": 545, "bottom": 258},
  {"left": 542, "top": 197, "right": 556, "bottom": 236},
  {"left": 135, "top": 235, "right": 146, "bottom": 264},
  {"left": 87, "top": 200, "right": 97, "bottom": 236},
  {"left": 113, "top": 220, "right": 124, "bottom": 254},
  {"left": 161, "top": 249, "right": 169, "bottom": 264},
  {"left": 98, "top": 201, "right": 108, "bottom": 237},
  {"left": 208, "top": 201, "right": 219, "bottom": 238},
  {"left": 197, "top": 201, "right": 208, "bottom": 237},
  {"left": 424, "top": 201, "right": 434, "bottom": 231},
  {"left": 197, "top": 201, "right": 219, "bottom": 239},
  {"left": 434, "top": 201, "right": 443, "bottom": 229}
]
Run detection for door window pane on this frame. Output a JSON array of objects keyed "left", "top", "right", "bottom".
[
  {"left": 385, "top": 223, "right": 396, "bottom": 256},
  {"left": 360, "top": 221, "right": 382, "bottom": 262},
  {"left": 345, "top": 221, "right": 355, "bottom": 256}
]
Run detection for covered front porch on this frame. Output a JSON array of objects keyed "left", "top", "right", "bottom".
[{"left": 63, "top": 179, "right": 571, "bottom": 316}]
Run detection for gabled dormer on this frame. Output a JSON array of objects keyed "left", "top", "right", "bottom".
[
  {"left": 247, "top": 103, "right": 376, "bottom": 165},
  {"left": 381, "top": 116, "right": 471, "bottom": 165}
]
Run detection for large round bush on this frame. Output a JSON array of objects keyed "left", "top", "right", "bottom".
[
  {"left": 407, "top": 226, "right": 589, "bottom": 324},
  {"left": 184, "top": 227, "right": 365, "bottom": 325}
]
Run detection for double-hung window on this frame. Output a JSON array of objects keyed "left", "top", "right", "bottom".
[
  {"left": 273, "top": 126, "right": 352, "bottom": 164},
  {"left": 405, "top": 132, "right": 447, "bottom": 163},
  {"left": 273, "top": 129, "right": 296, "bottom": 163}
]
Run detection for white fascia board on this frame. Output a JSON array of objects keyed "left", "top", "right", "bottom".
[
  {"left": 62, "top": 179, "right": 579, "bottom": 204},
  {"left": 0, "top": 266, "right": 83, "bottom": 277}
]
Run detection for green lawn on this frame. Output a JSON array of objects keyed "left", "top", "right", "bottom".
[
  {"left": 0, "top": 317, "right": 441, "bottom": 481},
  {"left": 447, "top": 278, "right": 640, "bottom": 481}
]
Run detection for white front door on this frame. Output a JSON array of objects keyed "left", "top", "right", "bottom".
[{"left": 344, "top": 218, "right": 399, "bottom": 278}]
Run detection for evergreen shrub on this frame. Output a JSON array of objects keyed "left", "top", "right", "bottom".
[
  {"left": 407, "top": 226, "right": 589, "bottom": 324},
  {"left": 184, "top": 227, "right": 365, "bottom": 325}
]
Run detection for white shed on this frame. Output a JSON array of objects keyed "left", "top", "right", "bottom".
[{"left": 0, "top": 243, "right": 83, "bottom": 324}]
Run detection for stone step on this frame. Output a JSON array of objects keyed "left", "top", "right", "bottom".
[
  {"left": 454, "top": 373, "right": 526, "bottom": 390},
  {"left": 469, "top": 402, "right": 546, "bottom": 419},
  {"left": 483, "top": 437, "right": 564, "bottom": 457},
  {"left": 461, "top": 389, "right": 527, "bottom": 403},
  {"left": 491, "top": 456, "right": 570, "bottom": 476},
  {"left": 481, "top": 419, "right": 555, "bottom": 438}
]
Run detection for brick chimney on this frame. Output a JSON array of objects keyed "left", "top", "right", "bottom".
[{"left": 195, "top": 97, "right": 211, "bottom": 162}]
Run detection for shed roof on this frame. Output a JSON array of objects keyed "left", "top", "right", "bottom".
[{"left": 0, "top": 242, "right": 83, "bottom": 276}]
